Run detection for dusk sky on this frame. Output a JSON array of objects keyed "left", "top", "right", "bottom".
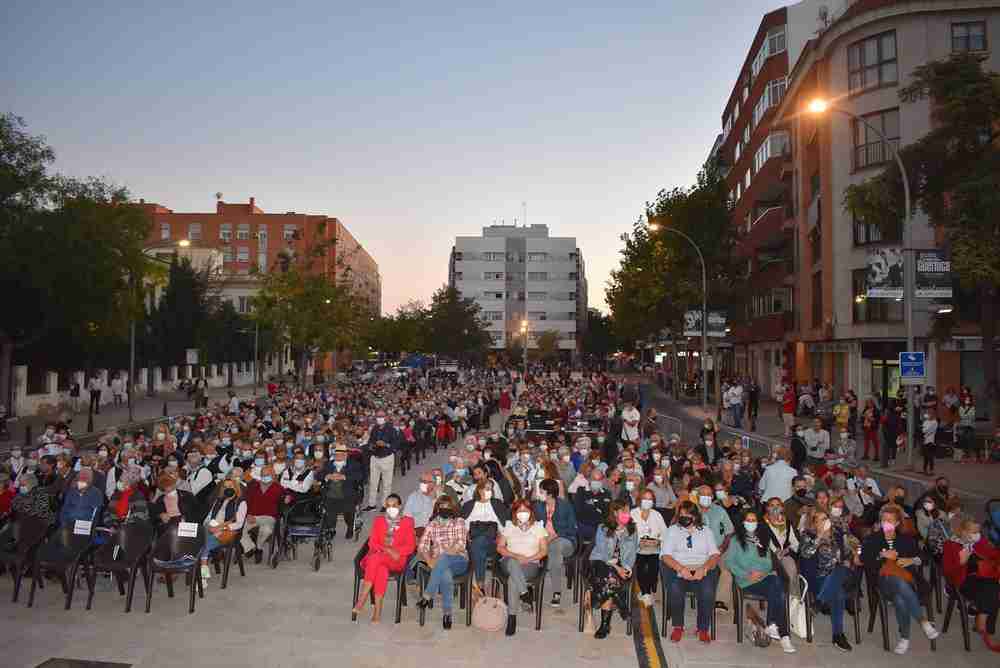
[{"left": 4, "top": 0, "right": 786, "bottom": 314}]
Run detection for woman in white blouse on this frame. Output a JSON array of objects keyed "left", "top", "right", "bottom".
[
  {"left": 199, "top": 478, "right": 247, "bottom": 583},
  {"left": 631, "top": 488, "right": 668, "bottom": 606}
]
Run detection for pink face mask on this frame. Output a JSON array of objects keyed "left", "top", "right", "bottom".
[
  {"left": 881, "top": 521, "right": 896, "bottom": 534},
  {"left": 616, "top": 512, "right": 631, "bottom": 526}
]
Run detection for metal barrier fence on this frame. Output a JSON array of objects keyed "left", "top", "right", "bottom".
[
  {"left": 655, "top": 415, "right": 684, "bottom": 443},
  {"left": 717, "top": 427, "right": 779, "bottom": 460}
]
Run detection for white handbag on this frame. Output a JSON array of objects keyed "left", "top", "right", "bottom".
[{"left": 788, "top": 575, "right": 809, "bottom": 639}]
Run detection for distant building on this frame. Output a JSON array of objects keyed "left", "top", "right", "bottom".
[{"left": 448, "top": 224, "right": 587, "bottom": 359}]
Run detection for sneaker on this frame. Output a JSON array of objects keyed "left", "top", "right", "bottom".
[
  {"left": 670, "top": 627, "right": 684, "bottom": 643},
  {"left": 640, "top": 593, "right": 653, "bottom": 607},
  {"left": 550, "top": 592, "right": 561, "bottom": 608},
  {"left": 893, "top": 638, "right": 910, "bottom": 654},
  {"left": 780, "top": 636, "right": 796, "bottom": 654},
  {"left": 766, "top": 623, "right": 781, "bottom": 640},
  {"left": 921, "top": 620, "right": 940, "bottom": 640},
  {"left": 833, "top": 634, "right": 852, "bottom": 652},
  {"left": 200, "top": 564, "right": 211, "bottom": 581},
  {"left": 697, "top": 630, "right": 711, "bottom": 644}
]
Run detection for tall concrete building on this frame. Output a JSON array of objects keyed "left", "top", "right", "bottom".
[{"left": 448, "top": 224, "right": 587, "bottom": 358}]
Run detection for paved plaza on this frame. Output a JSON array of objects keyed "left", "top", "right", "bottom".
[{"left": 0, "top": 411, "right": 995, "bottom": 668}]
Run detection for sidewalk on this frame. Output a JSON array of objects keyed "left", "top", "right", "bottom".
[
  {"left": 0, "top": 385, "right": 261, "bottom": 450},
  {"left": 641, "top": 379, "right": 998, "bottom": 515}
]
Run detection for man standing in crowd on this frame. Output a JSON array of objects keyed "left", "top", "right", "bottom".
[{"left": 364, "top": 409, "right": 400, "bottom": 511}]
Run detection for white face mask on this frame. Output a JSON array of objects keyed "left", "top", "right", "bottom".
[
  {"left": 831, "top": 506, "right": 844, "bottom": 517},
  {"left": 516, "top": 511, "right": 531, "bottom": 524},
  {"left": 715, "top": 490, "right": 727, "bottom": 501},
  {"left": 76, "top": 481, "right": 88, "bottom": 491},
  {"left": 419, "top": 482, "right": 429, "bottom": 494},
  {"left": 386, "top": 506, "right": 400, "bottom": 519},
  {"left": 653, "top": 475, "right": 663, "bottom": 484},
  {"left": 640, "top": 499, "right": 654, "bottom": 510},
  {"left": 698, "top": 495, "right": 712, "bottom": 508},
  {"left": 625, "top": 481, "right": 635, "bottom": 491}
]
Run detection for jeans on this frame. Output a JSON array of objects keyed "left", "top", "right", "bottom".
[
  {"left": 502, "top": 557, "right": 540, "bottom": 615},
  {"left": 578, "top": 523, "right": 597, "bottom": 543},
  {"left": 469, "top": 534, "right": 496, "bottom": 583},
  {"left": 663, "top": 565, "right": 719, "bottom": 631},
  {"left": 731, "top": 404, "right": 743, "bottom": 428},
  {"left": 425, "top": 554, "right": 468, "bottom": 614},
  {"left": 200, "top": 532, "right": 222, "bottom": 559},
  {"left": 817, "top": 567, "right": 849, "bottom": 637},
  {"left": 546, "top": 537, "right": 574, "bottom": 595},
  {"left": 879, "top": 575, "right": 923, "bottom": 639},
  {"left": 742, "top": 574, "right": 788, "bottom": 637}
]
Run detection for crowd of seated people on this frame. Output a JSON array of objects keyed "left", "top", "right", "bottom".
[{"left": 2, "top": 368, "right": 998, "bottom": 658}]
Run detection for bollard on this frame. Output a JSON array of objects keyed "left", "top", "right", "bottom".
[
  {"left": 163, "top": 401, "right": 168, "bottom": 417},
  {"left": 25, "top": 424, "right": 32, "bottom": 448}
]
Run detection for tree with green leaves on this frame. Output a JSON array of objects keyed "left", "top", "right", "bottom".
[
  {"left": 2, "top": 114, "right": 153, "bottom": 412},
  {"left": 844, "top": 53, "right": 1000, "bottom": 426},
  {"left": 607, "top": 162, "right": 740, "bottom": 347},
  {"left": 423, "top": 285, "right": 492, "bottom": 362},
  {"left": 143, "top": 256, "right": 213, "bottom": 368},
  {"left": 582, "top": 309, "right": 618, "bottom": 366},
  {"left": 533, "top": 329, "right": 561, "bottom": 363},
  {"left": 366, "top": 300, "right": 427, "bottom": 357}
]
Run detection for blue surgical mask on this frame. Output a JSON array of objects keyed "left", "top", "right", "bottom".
[{"left": 261, "top": 476, "right": 273, "bottom": 484}]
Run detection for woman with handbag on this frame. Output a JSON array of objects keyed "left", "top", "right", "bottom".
[
  {"left": 861, "top": 505, "right": 939, "bottom": 654},
  {"left": 631, "top": 488, "right": 666, "bottom": 607},
  {"left": 587, "top": 500, "right": 637, "bottom": 639},
  {"left": 199, "top": 477, "right": 247, "bottom": 585},
  {"left": 354, "top": 494, "right": 416, "bottom": 623},
  {"left": 800, "top": 509, "right": 855, "bottom": 652},
  {"left": 942, "top": 518, "right": 1000, "bottom": 651}
]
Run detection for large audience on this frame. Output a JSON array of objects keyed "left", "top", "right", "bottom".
[{"left": 1, "top": 366, "right": 998, "bottom": 657}]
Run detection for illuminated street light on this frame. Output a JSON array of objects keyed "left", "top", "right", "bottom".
[{"left": 177, "top": 239, "right": 191, "bottom": 248}]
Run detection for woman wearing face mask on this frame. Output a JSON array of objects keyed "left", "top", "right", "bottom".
[
  {"left": 800, "top": 510, "right": 854, "bottom": 651},
  {"left": 496, "top": 499, "right": 549, "bottom": 636},
  {"left": 617, "top": 473, "right": 643, "bottom": 510},
  {"left": 943, "top": 518, "right": 1000, "bottom": 651},
  {"left": 532, "top": 478, "right": 577, "bottom": 608},
  {"left": 103, "top": 468, "right": 149, "bottom": 528},
  {"left": 198, "top": 478, "right": 247, "bottom": 583},
  {"left": 354, "top": 494, "right": 416, "bottom": 623},
  {"left": 631, "top": 489, "right": 667, "bottom": 606},
  {"left": 8, "top": 473, "right": 56, "bottom": 525},
  {"left": 461, "top": 479, "right": 509, "bottom": 589},
  {"left": 920, "top": 409, "right": 939, "bottom": 476},
  {"left": 586, "top": 501, "right": 636, "bottom": 639},
  {"left": 416, "top": 496, "right": 469, "bottom": 630},
  {"left": 799, "top": 489, "right": 831, "bottom": 533},
  {"left": 861, "top": 506, "right": 939, "bottom": 654},
  {"left": 149, "top": 473, "right": 197, "bottom": 527},
  {"left": 726, "top": 510, "right": 796, "bottom": 652},
  {"left": 645, "top": 467, "right": 677, "bottom": 524}
]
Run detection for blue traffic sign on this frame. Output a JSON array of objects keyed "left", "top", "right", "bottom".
[{"left": 899, "top": 351, "right": 925, "bottom": 379}]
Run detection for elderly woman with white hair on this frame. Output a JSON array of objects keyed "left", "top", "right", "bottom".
[
  {"left": 103, "top": 466, "right": 150, "bottom": 527},
  {"left": 9, "top": 473, "right": 57, "bottom": 524}
]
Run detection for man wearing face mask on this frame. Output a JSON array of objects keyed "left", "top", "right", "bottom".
[
  {"left": 320, "top": 444, "right": 364, "bottom": 540},
  {"left": 240, "top": 464, "right": 281, "bottom": 563},
  {"left": 782, "top": 475, "right": 813, "bottom": 530},
  {"left": 574, "top": 469, "right": 612, "bottom": 542},
  {"left": 184, "top": 448, "right": 215, "bottom": 521},
  {"left": 59, "top": 467, "right": 104, "bottom": 527},
  {"left": 363, "top": 410, "right": 400, "bottom": 512}
]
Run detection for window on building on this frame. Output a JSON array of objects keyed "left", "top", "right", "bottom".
[
  {"left": 751, "top": 25, "right": 787, "bottom": 80},
  {"left": 237, "top": 296, "right": 250, "bottom": 314},
  {"left": 723, "top": 112, "right": 734, "bottom": 139},
  {"left": 853, "top": 216, "right": 901, "bottom": 245},
  {"left": 483, "top": 271, "right": 504, "bottom": 280},
  {"left": 742, "top": 124, "right": 750, "bottom": 146},
  {"left": 527, "top": 291, "right": 547, "bottom": 300},
  {"left": 735, "top": 141, "right": 742, "bottom": 163},
  {"left": 219, "top": 223, "right": 232, "bottom": 241},
  {"left": 952, "top": 21, "right": 987, "bottom": 52},
  {"left": 852, "top": 269, "right": 903, "bottom": 322},
  {"left": 483, "top": 310, "right": 504, "bottom": 321},
  {"left": 744, "top": 169, "right": 751, "bottom": 191},
  {"left": 454, "top": 251, "right": 464, "bottom": 261},
  {"left": 848, "top": 31, "right": 897, "bottom": 92},
  {"left": 483, "top": 251, "right": 505, "bottom": 261},
  {"left": 257, "top": 226, "right": 268, "bottom": 246},
  {"left": 160, "top": 223, "right": 171, "bottom": 240},
  {"left": 222, "top": 246, "right": 234, "bottom": 263},
  {"left": 527, "top": 272, "right": 548, "bottom": 281},
  {"left": 483, "top": 291, "right": 504, "bottom": 299},
  {"left": 527, "top": 252, "right": 548, "bottom": 262},
  {"left": 528, "top": 311, "right": 547, "bottom": 321},
  {"left": 811, "top": 271, "right": 823, "bottom": 327},
  {"left": 853, "top": 108, "right": 900, "bottom": 169},
  {"left": 282, "top": 224, "right": 297, "bottom": 241},
  {"left": 235, "top": 223, "right": 249, "bottom": 240},
  {"left": 753, "top": 131, "right": 790, "bottom": 174},
  {"left": 187, "top": 222, "right": 201, "bottom": 241},
  {"left": 236, "top": 247, "right": 249, "bottom": 263},
  {"left": 749, "top": 288, "right": 792, "bottom": 318}
]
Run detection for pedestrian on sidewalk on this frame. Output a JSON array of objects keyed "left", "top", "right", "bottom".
[
  {"left": 110, "top": 373, "right": 125, "bottom": 406},
  {"left": 781, "top": 384, "right": 796, "bottom": 437},
  {"left": 746, "top": 378, "right": 760, "bottom": 432},
  {"left": 88, "top": 374, "right": 102, "bottom": 415}
]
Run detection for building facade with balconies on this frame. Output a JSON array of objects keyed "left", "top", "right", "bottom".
[
  {"left": 448, "top": 224, "right": 587, "bottom": 357},
  {"left": 776, "top": 0, "right": 999, "bottom": 409}
]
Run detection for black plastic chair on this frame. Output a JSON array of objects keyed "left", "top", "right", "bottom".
[
  {"left": 351, "top": 542, "right": 413, "bottom": 623},
  {"left": 495, "top": 555, "right": 549, "bottom": 631},
  {"left": 145, "top": 521, "right": 205, "bottom": 614},
  {"left": 28, "top": 519, "right": 97, "bottom": 609},
  {"left": 732, "top": 559, "right": 792, "bottom": 644},
  {"left": 567, "top": 540, "right": 590, "bottom": 604},
  {"left": 210, "top": 528, "right": 246, "bottom": 589},
  {"left": 86, "top": 523, "right": 155, "bottom": 612},
  {"left": 0, "top": 515, "right": 50, "bottom": 603},
  {"left": 416, "top": 558, "right": 474, "bottom": 627},
  {"left": 866, "top": 577, "right": 937, "bottom": 652},
  {"left": 803, "top": 574, "right": 862, "bottom": 645},
  {"left": 659, "top": 568, "right": 718, "bottom": 639},
  {"left": 577, "top": 562, "right": 633, "bottom": 636},
  {"left": 941, "top": 582, "right": 972, "bottom": 652}
]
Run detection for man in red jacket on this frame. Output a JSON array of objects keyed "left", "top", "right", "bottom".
[{"left": 241, "top": 464, "right": 282, "bottom": 563}]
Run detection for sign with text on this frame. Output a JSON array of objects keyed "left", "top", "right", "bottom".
[
  {"left": 707, "top": 311, "right": 727, "bottom": 338},
  {"left": 899, "top": 351, "right": 926, "bottom": 385},
  {"left": 915, "top": 250, "right": 952, "bottom": 298},
  {"left": 866, "top": 247, "right": 904, "bottom": 298},
  {"left": 73, "top": 520, "right": 93, "bottom": 536},
  {"left": 177, "top": 521, "right": 199, "bottom": 538},
  {"left": 683, "top": 310, "right": 703, "bottom": 337}
]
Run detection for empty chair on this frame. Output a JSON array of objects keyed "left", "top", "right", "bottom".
[
  {"left": 0, "top": 515, "right": 50, "bottom": 603},
  {"left": 86, "top": 523, "right": 155, "bottom": 613},
  {"left": 145, "top": 520, "right": 205, "bottom": 614},
  {"left": 28, "top": 518, "right": 97, "bottom": 609}
]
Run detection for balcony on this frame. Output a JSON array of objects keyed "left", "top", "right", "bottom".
[
  {"left": 731, "top": 311, "right": 794, "bottom": 344},
  {"left": 807, "top": 194, "right": 822, "bottom": 232},
  {"left": 741, "top": 205, "right": 792, "bottom": 258}
]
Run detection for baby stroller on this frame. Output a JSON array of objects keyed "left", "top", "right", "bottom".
[{"left": 271, "top": 494, "right": 334, "bottom": 572}]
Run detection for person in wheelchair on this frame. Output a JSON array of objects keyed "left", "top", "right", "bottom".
[
  {"left": 354, "top": 494, "right": 416, "bottom": 623},
  {"left": 321, "top": 445, "right": 364, "bottom": 540}
]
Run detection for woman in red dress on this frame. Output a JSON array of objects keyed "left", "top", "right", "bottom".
[{"left": 353, "top": 493, "right": 416, "bottom": 622}]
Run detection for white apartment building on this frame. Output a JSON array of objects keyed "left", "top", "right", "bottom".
[{"left": 448, "top": 224, "right": 588, "bottom": 357}]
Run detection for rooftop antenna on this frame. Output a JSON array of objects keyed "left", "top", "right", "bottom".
[{"left": 522, "top": 201, "right": 527, "bottom": 227}]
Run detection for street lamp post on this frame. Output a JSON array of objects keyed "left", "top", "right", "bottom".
[
  {"left": 808, "top": 99, "right": 914, "bottom": 469},
  {"left": 648, "top": 222, "right": 709, "bottom": 416},
  {"left": 520, "top": 319, "right": 529, "bottom": 384},
  {"left": 238, "top": 321, "right": 260, "bottom": 397}
]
